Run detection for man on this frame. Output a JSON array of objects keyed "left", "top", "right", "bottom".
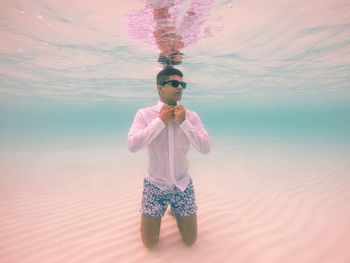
[{"left": 127, "top": 67, "right": 211, "bottom": 249}]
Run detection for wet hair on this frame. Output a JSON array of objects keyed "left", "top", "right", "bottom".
[
  {"left": 157, "top": 51, "right": 184, "bottom": 66},
  {"left": 158, "top": 54, "right": 182, "bottom": 66},
  {"left": 156, "top": 67, "right": 183, "bottom": 85}
]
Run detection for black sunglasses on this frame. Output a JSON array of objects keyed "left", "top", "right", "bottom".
[{"left": 161, "top": 80, "right": 187, "bottom": 89}]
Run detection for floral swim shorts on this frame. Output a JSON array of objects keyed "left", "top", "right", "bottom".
[{"left": 141, "top": 178, "right": 198, "bottom": 217}]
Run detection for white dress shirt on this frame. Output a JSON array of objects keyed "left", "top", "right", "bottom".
[{"left": 128, "top": 100, "right": 211, "bottom": 191}]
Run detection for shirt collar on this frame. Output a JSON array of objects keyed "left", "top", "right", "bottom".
[{"left": 156, "top": 100, "right": 165, "bottom": 112}]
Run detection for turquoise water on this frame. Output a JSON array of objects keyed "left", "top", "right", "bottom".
[
  {"left": 1, "top": 0, "right": 350, "bottom": 151},
  {"left": 1, "top": 99, "right": 349, "bottom": 151}
]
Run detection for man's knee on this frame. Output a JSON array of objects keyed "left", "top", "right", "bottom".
[
  {"left": 182, "top": 234, "right": 197, "bottom": 246},
  {"left": 176, "top": 213, "right": 197, "bottom": 246},
  {"left": 141, "top": 214, "right": 161, "bottom": 249},
  {"left": 142, "top": 234, "right": 159, "bottom": 249}
]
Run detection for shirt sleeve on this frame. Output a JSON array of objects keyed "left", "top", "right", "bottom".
[
  {"left": 179, "top": 111, "right": 211, "bottom": 154},
  {"left": 127, "top": 109, "right": 166, "bottom": 153}
]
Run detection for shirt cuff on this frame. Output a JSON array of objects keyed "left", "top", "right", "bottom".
[
  {"left": 179, "top": 119, "right": 192, "bottom": 133},
  {"left": 150, "top": 117, "right": 166, "bottom": 131}
]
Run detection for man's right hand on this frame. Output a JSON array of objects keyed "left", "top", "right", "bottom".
[{"left": 159, "top": 105, "right": 175, "bottom": 124}]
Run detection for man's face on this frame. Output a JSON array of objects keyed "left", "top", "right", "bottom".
[{"left": 158, "top": 75, "right": 185, "bottom": 105}]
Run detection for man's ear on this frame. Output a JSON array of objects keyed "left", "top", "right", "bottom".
[{"left": 157, "top": 85, "right": 162, "bottom": 96}]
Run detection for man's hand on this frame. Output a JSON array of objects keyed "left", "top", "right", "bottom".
[
  {"left": 175, "top": 105, "right": 186, "bottom": 125},
  {"left": 159, "top": 105, "right": 175, "bottom": 124}
]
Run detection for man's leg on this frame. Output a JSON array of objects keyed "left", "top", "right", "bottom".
[
  {"left": 141, "top": 214, "right": 162, "bottom": 249},
  {"left": 140, "top": 178, "right": 168, "bottom": 249},
  {"left": 171, "top": 179, "right": 198, "bottom": 246},
  {"left": 176, "top": 213, "right": 197, "bottom": 246}
]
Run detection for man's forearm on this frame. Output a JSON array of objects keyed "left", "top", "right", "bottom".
[{"left": 128, "top": 117, "right": 165, "bottom": 152}]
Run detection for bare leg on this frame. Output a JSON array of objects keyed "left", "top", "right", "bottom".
[
  {"left": 141, "top": 214, "right": 162, "bottom": 249},
  {"left": 176, "top": 213, "right": 197, "bottom": 246}
]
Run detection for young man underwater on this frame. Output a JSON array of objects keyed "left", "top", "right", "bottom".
[{"left": 128, "top": 67, "right": 211, "bottom": 248}]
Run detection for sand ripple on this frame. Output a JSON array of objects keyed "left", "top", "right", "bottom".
[{"left": 1, "top": 147, "right": 350, "bottom": 262}]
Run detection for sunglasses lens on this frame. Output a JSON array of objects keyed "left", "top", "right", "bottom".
[
  {"left": 171, "top": 80, "right": 186, "bottom": 89},
  {"left": 171, "top": 80, "right": 180, "bottom": 88}
]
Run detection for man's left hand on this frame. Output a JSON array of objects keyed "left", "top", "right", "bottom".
[{"left": 175, "top": 105, "right": 186, "bottom": 125}]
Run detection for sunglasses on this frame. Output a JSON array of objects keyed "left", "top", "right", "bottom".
[{"left": 161, "top": 80, "right": 187, "bottom": 89}]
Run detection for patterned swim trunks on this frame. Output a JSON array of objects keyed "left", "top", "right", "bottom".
[{"left": 141, "top": 178, "right": 198, "bottom": 217}]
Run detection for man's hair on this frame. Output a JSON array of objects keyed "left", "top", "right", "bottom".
[{"left": 156, "top": 67, "right": 183, "bottom": 85}]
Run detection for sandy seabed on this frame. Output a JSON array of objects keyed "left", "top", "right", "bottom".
[{"left": 1, "top": 141, "right": 350, "bottom": 263}]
